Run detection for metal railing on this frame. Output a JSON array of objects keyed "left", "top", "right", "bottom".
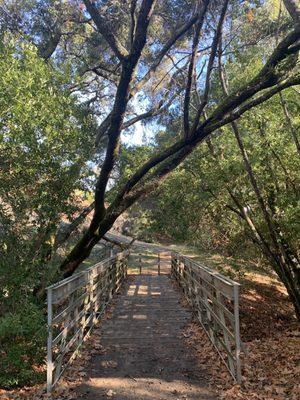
[
  {"left": 171, "top": 252, "right": 242, "bottom": 383},
  {"left": 134, "top": 251, "right": 163, "bottom": 275},
  {"left": 46, "top": 251, "right": 129, "bottom": 392}
]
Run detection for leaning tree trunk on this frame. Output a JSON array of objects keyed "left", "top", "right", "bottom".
[
  {"left": 279, "top": 92, "right": 300, "bottom": 156},
  {"left": 59, "top": 3, "right": 300, "bottom": 311},
  {"left": 270, "top": 254, "right": 300, "bottom": 319},
  {"left": 59, "top": 209, "right": 121, "bottom": 277},
  {"left": 218, "top": 57, "right": 300, "bottom": 319}
]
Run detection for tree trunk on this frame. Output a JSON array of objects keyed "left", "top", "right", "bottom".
[
  {"left": 217, "top": 59, "right": 300, "bottom": 319},
  {"left": 59, "top": 211, "right": 119, "bottom": 277},
  {"left": 226, "top": 185, "right": 300, "bottom": 319},
  {"left": 53, "top": 201, "right": 95, "bottom": 252},
  {"left": 279, "top": 92, "right": 300, "bottom": 156}
]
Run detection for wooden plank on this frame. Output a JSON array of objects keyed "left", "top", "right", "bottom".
[
  {"left": 175, "top": 252, "right": 238, "bottom": 286},
  {"left": 182, "top": 269, "right": 235, "bottom": 320},
  {"left": 53, "top": 313, "right": 94, "bottom": 370},
  {"left": 216, "top": 290, "right": 235, "bottom": 376},
  {"left": 184, "top": 263, "right": 235, "bottom": 300},
  {"left": 47, "top": 250, "right": 129, "bottom": 296}
]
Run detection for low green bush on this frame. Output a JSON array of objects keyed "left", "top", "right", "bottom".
[{"left": 0, "top": 300, "right": 46, "bottom": 388}]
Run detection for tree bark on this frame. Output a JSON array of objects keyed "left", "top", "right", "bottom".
[
  {"left": 217, "top": 50, "right": 300, "bottom": 318},
  {"left": 59, "top": 5, "right": 300, "bottom": 317},
  {"left": 279, "top": 92, "right": 300, "bottom": 155}
]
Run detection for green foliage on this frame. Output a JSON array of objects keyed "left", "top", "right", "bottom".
[
  {"left": 0, "top": 35, "right": 94, "bottom": 264},
  {"left": 0, "top": 0, "right": 299, "bottom": 388},
  {"left": 0, "top": 302, "right": 46, "bottom": 387},
  {"left": 0, "top": 36, "right": 95, "bottom": 387},
  {"left": 137, "top": 86, "right": 300, "bottom": 262}
]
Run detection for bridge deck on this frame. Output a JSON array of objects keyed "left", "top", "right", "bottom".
[{"left": 74, "top": 273, "right": 216, "bottom": 400}]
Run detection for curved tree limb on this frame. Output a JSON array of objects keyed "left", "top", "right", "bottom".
[
  {"left": 60, "top": 6, "right": 300, "bottom": 278},
  {"left": 283, "top": 0, "right": 300, "bottom": 23},
  {"left": 183, "top": 0, "right": 209, "bottom": 137},
  {"left": 83, "top": 0, "right": 129, "bottom": 61}
]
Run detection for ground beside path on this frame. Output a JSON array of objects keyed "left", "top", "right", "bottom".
[{"left": 74, "top": 273, "right": 217, "bottom": 400}]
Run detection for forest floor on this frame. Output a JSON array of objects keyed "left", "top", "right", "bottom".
[{"left": 0, "top": 237, "right": 299, "bottom": 400}]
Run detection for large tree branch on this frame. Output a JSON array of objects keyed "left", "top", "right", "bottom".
[
  {"left": 92, "top": 0, "right": 157, "bottom": 226},
  {"left": 110, "top": 29, "right": 300, "bottom": 206},
  {"left": 83, "top": 0, "right": 129, "bottom": 61},
  {"left": 110, "top": 70, "right": 300, "bottom": 213},
  {"left": 283, "top": 0, "right": 300, "bottom": 23},
  {"left": 38, "top": 30, "right": 61, "bottom": 60},
  {"left": 183, "top": 0, "right": 209, "bottom": 137},
  {"left": 191, "top": 0, "right": 229, "bottom": 132}
]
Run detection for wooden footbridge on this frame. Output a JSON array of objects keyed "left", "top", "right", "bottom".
[{"left": 46, "top": 241, "right": 242, "bottom": 399}]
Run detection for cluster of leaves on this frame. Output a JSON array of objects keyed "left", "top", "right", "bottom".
[
  {"left": 149, "top": 92, "right": 298, "bottom": 251},
  {"left": 136, "top": 30, "right": 300, "bottom": 265},
  {"left": 0, "top": 36, "right": 95, "bottom": 387}
]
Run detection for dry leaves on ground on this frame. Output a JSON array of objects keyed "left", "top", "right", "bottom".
[{"left": 183, "top": 278, "right": 299, "bottom": 400}]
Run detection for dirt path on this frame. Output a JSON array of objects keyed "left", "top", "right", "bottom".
[{"left": 74, "top": 273, "right": 216, "bottom": 400}]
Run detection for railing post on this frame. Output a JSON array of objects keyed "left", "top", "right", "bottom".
[
  {"left": 157, "top": 253, "right": 161, "bottom": 275},
  {"left": 47, "top": 288, "right": 53, "bottom": 393},
  {"left": 125, "top": 251, "right": 128, "bottom": 278},
  {"left": 139, "top": 254, "right": 142, "bottom": 274},
  {"left": 234, "top": 283, "right": 242, "bottom": 384}
]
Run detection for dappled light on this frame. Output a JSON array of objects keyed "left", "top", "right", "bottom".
[
  {"left": 65, "top": 269, "right": 217, "bottom": 400},
  {"left": 0, "top": 0, "right": 299, "bottom": 398}
]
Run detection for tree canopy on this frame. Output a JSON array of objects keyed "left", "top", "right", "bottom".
[{"left": 0, "top": 0, "right": 299, "bottom": 387}]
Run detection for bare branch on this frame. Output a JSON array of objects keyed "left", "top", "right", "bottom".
[
  {"left": 130, "top": 2, "right": 210, "bottom": 97},
  {"left": 122, "top": 92, "right": 178, "bottom": 129},
  {"left": 191, "top": 0, "right": 229, "bottom": 132},
  {"left": 279, "top": 92, "right": 300, "bottom": 154},
  {"left": 183, "top": 0, "right": 209, "bottom": 137},
  {"left": 83, "top": 0, "right": 129, "bottom": 61},
  {"left": 283, "top": 0, "right": 300, "bottom": 23}
]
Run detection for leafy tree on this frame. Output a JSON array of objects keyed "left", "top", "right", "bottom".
[
  {"left": 148, "top": 85, "right": 299, "bottom": 261},
  {"left": 0, "top": 0, "right": 299, "bottom": 388},
  {"left": 48, "top": 0, "right": 299, "bottom": 318},
  {"left": 0, "top": 0, "right": 299, "bottom": 323},
  {"left": 0, "top": 36, "right": 94, "bottom": 386}
]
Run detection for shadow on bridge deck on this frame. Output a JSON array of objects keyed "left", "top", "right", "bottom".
[
  {"left": 73, "top": 272, "right": 216, "bottom": 400},
  {"left": 128, "top": 251, "right": 172, "bottom": 275}
]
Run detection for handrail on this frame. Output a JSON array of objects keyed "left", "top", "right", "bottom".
[
  {"left": 46, "top": 251, "right": 129, "bottom": 392},
  {"left": 171, "top": 251, "right": 242, "bottom": 383}
]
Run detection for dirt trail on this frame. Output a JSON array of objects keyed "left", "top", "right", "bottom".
[{"left": 74, "top": 272, "right": 216, "bottom": 400}]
